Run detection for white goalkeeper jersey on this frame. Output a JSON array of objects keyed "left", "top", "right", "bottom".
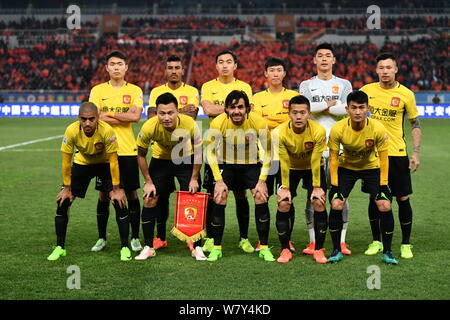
[{"left": 299, "top": 75, "right": 352, "bottom": 136}]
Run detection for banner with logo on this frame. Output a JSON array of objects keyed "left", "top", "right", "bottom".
[{"left": 171, "top": 191, "right": 209, "bottom": 243}]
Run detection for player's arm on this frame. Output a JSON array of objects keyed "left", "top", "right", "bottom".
[
  {"left": 137, "top": 146, "right": 156, "bottom": 199},
  {"left": 107, "top": 152, "right": 126, "bottom": 208},
  {"left": 310, "top": 130, "right": 326, "bottom": 204},
  {"left": 328, "top": 81, "right": 352, "bottom": 116},
  {"left": 409, "top": 117, "right": 421, "bottom": 172},
  {"left": 201, "top": 100, "right": 225, "bottom": 117},
  {"left": 277, "top": 139, "right": 292, "bottom": 204},
  {"left": 56, "top": 152, "right": 74, "bottom": 206},
  {"left": 99, "top": 113, "right": 122, "bottom": 125},
  {"left": 189, "top": 124, "right": 203, "bottom": 193},
  {"left": 252, "top": 126, "right": 271, "bottom": 202}
]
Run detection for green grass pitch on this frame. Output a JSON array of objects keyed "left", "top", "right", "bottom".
[{"left": 0, "top": 117, "right": 448, "bottom": 300}]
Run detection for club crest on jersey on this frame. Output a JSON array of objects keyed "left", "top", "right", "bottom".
[
  {"left": 184, "top": 206, "right": 197, "bottom": 221},
  {"left": 332, "top": 86, "right": 339, "bottom": 94},
  {"left": 282, "top": 100, "right": 290, "bottom": 109},
  {"left": 180, "top": 96, "right": 188, "bottom": 105},
  {"left": 122, "top": 95, "right": 131, "bottom": 104},
  {"left": 110, "top": 135, "right": 117, "bottom": 144},
  {"left": 304, "top": 141, "right": 315, "bottom": 150},
  {"left": 365, "top": 139, "right": 374, "bottom": 149},
  {"left": 95, "top": 142, "right": 105, "bottom": 151},
  {"left": 390, "top": 97, "right": 400, "bottom": 107}
]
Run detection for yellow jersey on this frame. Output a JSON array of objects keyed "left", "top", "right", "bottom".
[
  {"left": 275, "top": 119, "right": 326, "bottom": 188},
  {"left": 89, "top": 81, "right": 143, "bottom": 156},
  {"left": 360, "top": 82, "right": 418, "bottom": 156},
  {"left": 201, "top": 78, "right": 253, "bottom": 121},
  {"left": 253, "top": 88, "right": 299, "bottom": 130},
  {"left": 149, "top": 82, "right": 199, "bottom": 110},
  {"left": 136, "top": 114, "right": 201, "bottom": 160},
  {"left": 328, "top": 117, "right": 389, "bottom": 171},
  {"left": 61, "top": 120, "right": 118, "bottom": 165},
  {"left": 206, "top": 112, "right": 271, "bottom": 181}
]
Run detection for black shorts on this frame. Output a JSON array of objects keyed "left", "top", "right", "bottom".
[
  {"left": 220, "top": 163, "right": 261, "bottom": 191},
  {"left": 202, "top": 164, "right": 214, "bottom": 193},
  {"left": 118, "top": 156, "right": 140, "bottom": 191},
  {"left": 361, "top": 156, "right": 412, "bottom": 197},
  {"left": 339, "top": 167, "right": 380, "bottom": 199},
  {"left": 266, "top": 161, "right": 281, "bottom": 197},
  {"left": 71, "top": 163, "right": 113, "bottom": 198},
  {"left": 287, "top": 166, "right": 327, "bottom": 199},
  {"left": 149, "top": 157, "right": 200, "bottom": 196}
]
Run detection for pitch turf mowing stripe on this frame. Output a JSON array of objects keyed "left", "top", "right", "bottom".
[{"left": 0, "top": 135, "right": 63, "bottom": 151}]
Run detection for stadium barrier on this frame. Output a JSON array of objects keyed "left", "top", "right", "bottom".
[{"left": 1, "top": 103, "right": 449, "bottom": 118}]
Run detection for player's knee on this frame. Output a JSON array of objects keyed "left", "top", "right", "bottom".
[
  {"left": 254, "top": 193, "right": 267, "bottom": 205},
  {"left": 376, "top": 199, "right": 391, "bottom": 212},
  {"left": 56, "top": 198, "right": 72, "bottom": 216},
  {"left": 144, "top": 196, "right": 158, "bottom": 208},
  {"left": 312, "top": 199, "right": 325, "bottom": 212},
  {"left": 277, "top": 200, "right": 291, "bottom": 213},
  {"left": 331, "top": 199, "right": 344, "bottom": 211},
  {"left": 397, "top": 195, "right": 409, "bottom": 202}
]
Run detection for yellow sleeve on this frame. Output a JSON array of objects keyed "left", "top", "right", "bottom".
[
  {"left": 379, "top": 149, "right": 389, "bottom": 185},
  {"left": 192, "top": 88, "right": 200, "bottom": 107},
  {"left": 201, "top": 83, "right": 213, "bottom": 103},
  {"left": 327, "top": 125, "right": 341, "bottom": 153},
  {"left": 108, "top": 152, "right": 121, "bottom": 186},
  {"left": 405, "top": 90, "right": 419, "bottom": 120},
  {"left": 104, "top": 126, "right": 118, "bottom": 154},
  {"left": 136, "top": 120, "right": 152, "bottom": 149},
  {"left": 60, "top": 127, "right": 75, "bottom": 154},
  {"left": 88, "top": 86, "right": 102, "bottom": 110},
  {"left": 148, "top": 87, "right": 159, "bottom": 107},
  {"left": 191, "top": 120, "right": 203, "bottom": 163},
  {"left": 244, "top": 84, "right": 254, "bottom": 105},
  {"left": 132, "top": 87, "right": 144, "bottom": 109},
  {"left": 62, "top": 152, "right": 72, "bottom": 186},
  {"left": 329, "top": 150, "right": 339, "bottom": 186},
  {"left": 278, "top": 135, "right": 290, "bottom": 189},
  {"left": 311, "top": 126, "right": 326, "bottom": 187},
  {"left": 205, "top": 121, "right": 223, "bottom": 181},
  {"left": 258, "top": 123, "right": 271, "bottom": 181}
]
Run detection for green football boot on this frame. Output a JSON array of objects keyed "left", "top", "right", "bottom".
[
  {"left": 47, "top": 246, "right": 67, "bottom": 261},
  {"left": 238, "top": 238, "right": 255, "bottom": 253},
  {"left": 207, "top": 248, "right": 223, "bottom": 262},
  {"left": 258, "top": 247, "right": 276, "bottom": 262},
  {"left": 364, "top": 241, "right": 383, "bottom": 255}
]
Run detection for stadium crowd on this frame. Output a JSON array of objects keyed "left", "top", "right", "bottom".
[{"left": 0, "top": 36, "right": 447, "bottom": 93}]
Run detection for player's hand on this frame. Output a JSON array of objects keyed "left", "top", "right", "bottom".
[
  {"left": 110, "top": 187, "right": 126, "bottom": 208},
  {"left": 143, "top": 182, "right": 157, "bottom": 199},
  {"left": 310, "top": 187, "right": 326, "bottom": 206},
  {"left": 409, "top": 152, "right": 420, "bottom": 173},
  {"left": 188, "top": 178, "right": 199, "bottom": 194},
  {"left": 326, "top": 100, "right": 337, "bottom": 108},
  {"left": 214, "top": 180, "right": 228, "bottom": 203},
  {"left": 56, "top": 186, "right": 74, "bottom": 206},
  {"left": 180, "top": 104, "right": 199, "bottom": 118},
  {"left": 277, "top": 187, "right": 291, "bottom": 204},
  {"left": 252, "top": 180, "right": 268, "bottom": 203}
]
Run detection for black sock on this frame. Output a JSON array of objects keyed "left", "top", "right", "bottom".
[
  {"left": 379, "top": 209, "right": 394, "bottom": 253},
  {"left": 211, "top": 204, "right": 226, "bottom": 246},
  {"left": 288, "top": 204, "right": 295, "bottom": 238},
  {"left": 314, "top": 210, "right": 328, "bottom": 250},
  {"left": 397, "top": 198, "right": 412, "bottom": 244},
  {"left": 235, "top": 198, "right": 250, "bottom": 239},
  {"left": 329, "top": 209, "right": 343, "bottom": 251},
  {"left": 276, "top": 210, "right": 290, "bottom": 249},
  {"left": 156, "top": 197, "right": 169, "bottom": 241},
  {"left": 96, "top": 200, "right": 110, "bottom": 240},
  {"left": 255, "top": 203, "right": 270, "bottom": 245},
  {"left": 141, "top": 206, "right": 158, "bottom": 247},
  {"left": 205, "top": 198, "right": 214, "bottom": 238},
  {"left": 113, "top": 201, "right": 130, "bottom": 248},
  {"left": 128, "top": 199, "right": 141, "bottom": 239},
  {"left": 368, "top": 198, "right": 381, "bottom": 242},
  {"left": 55, "top": 199, "right": 71, "bottom": 248}
]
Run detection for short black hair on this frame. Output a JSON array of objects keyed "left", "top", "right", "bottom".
[
  {"left": 288, "top": 95, "right": 310, "bottom": 111},
  {"left": 79, "top": 102, "right": 98, "bottom": 115},
  {"left": 155, "top": 92, "right": 178, "bottom": 109},
  {"left": 105, "top": 50, "right": 127, "bottom": 64},
  {"left": 347, "top": 90, "right": 368, "bottom": 105},
  {"left": 224, "top": 90, "right": 250, "bottom": 113},
  {"left": 215, "top": 50, "right": 237, "bottom": 64},
  {"left": 264, "top": 56, "right": 286, "bottom": 71},
  {"left": 167, "top": 54, "right": 182, "bottom": 63},
  {"left": 315, "top": 43, "right": 334, "bottom": 55},
  {"left": 376, "top": 52, "right": 396, "bottom": 64}
]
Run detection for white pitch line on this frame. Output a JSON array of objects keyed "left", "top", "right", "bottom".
[
  {"left": 0, "top": 135, "right": 63, "bottom": 151},
  {"left": 0, "top": 149, "right": 60, "bottom": 152}
]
